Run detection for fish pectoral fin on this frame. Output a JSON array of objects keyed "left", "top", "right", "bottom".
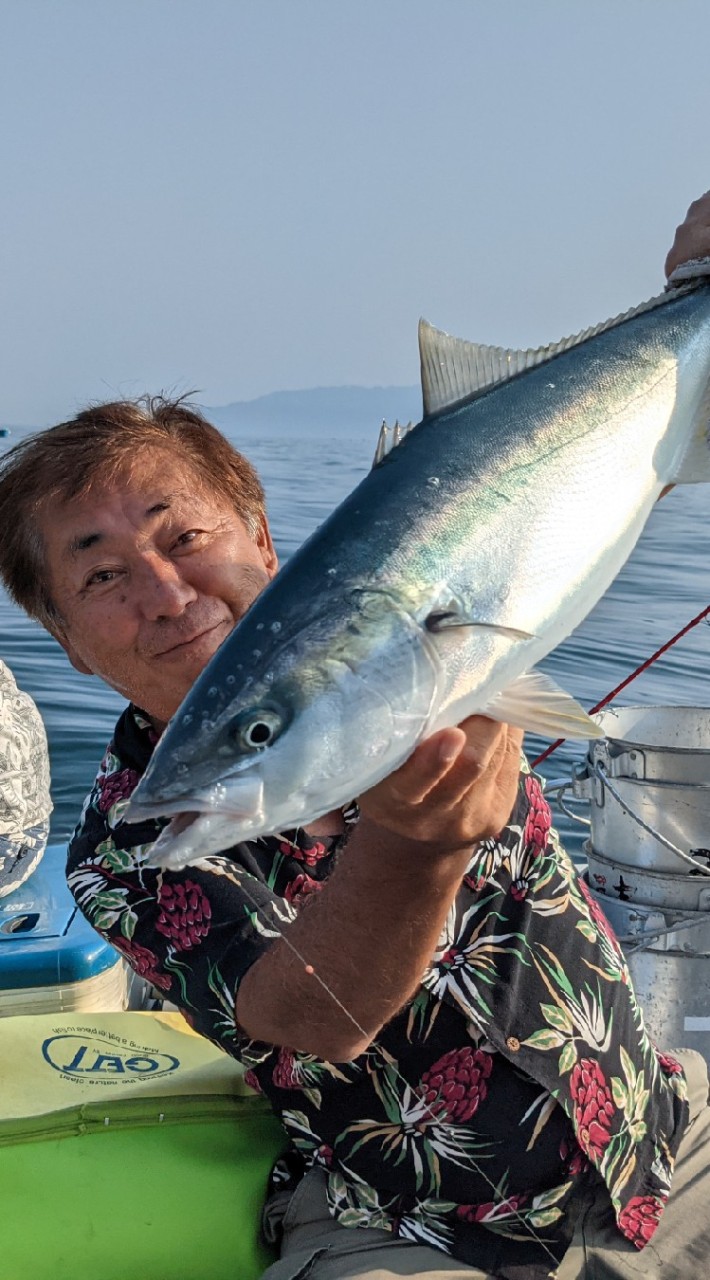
[
  {"left": 425, "top": 608, "right": 535, "bottom": 641},
  {"left": 484, "top": 669, "right": 603, "bottom": 740}
]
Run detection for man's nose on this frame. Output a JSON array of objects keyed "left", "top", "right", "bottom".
[{"left": 135, "top": 555, "right": 198, "bottom": 618}]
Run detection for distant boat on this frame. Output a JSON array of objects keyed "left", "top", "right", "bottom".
[{"left": 0, "top": 429, "right": 9, "bottom": 438}]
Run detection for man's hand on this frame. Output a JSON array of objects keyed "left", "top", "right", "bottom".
[
  {"left": 665, "top": 191, "right": 710, "bottom": 278},
  {"left": 358, "top": 717, "right": 524, "bottom": 855}
]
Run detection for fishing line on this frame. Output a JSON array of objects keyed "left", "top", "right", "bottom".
[
  {"left": 227, "top": 864, "right": 566, "bottom": 1268},
  {"left": 531, "top": 602, "right": 710, "bottom": 769}
]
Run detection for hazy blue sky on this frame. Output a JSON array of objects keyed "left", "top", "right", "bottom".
[{"left": 2, "top": 0, "right": 710, "bottom": 425}]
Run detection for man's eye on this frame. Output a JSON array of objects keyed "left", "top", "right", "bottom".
[
  {"left": 175, "top": 529, "right": 201, "bottom": 547},
  {"left": 86, "top": 569, "right": 119, "bottom": 587}
]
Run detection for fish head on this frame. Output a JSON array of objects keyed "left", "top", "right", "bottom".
[{"left": 128, "top": 585, "right": 443, "bottom": 866}]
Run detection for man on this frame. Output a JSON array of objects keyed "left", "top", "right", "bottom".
[{"left": 1, "top": 198, "right": 710, "bottom": 1279}]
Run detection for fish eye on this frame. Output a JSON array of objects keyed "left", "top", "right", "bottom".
[{"left": 231, "top": 708, "right": 283, "bottom": 752}]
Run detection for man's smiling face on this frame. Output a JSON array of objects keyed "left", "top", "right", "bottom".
[{"left": 39, "top": 451, "right": 278, "bottom": 726}]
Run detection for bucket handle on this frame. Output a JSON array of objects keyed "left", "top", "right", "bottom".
[
  {"left": 618, "top": 910, "right": 710, "bottom": 954},
  {"left": 543, "top": 778, "right": 591, "bottom": 828},
  {"left": 593, "top": 763, "right": 710, "bottom": 878}
]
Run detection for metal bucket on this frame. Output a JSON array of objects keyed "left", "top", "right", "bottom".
[
  {"left": 585, "top": 881, "right": 710, "bottom": 1062},
  {"left": 585, "top": 841, "right": 710, "bottom": 912},
  {"left": 563, "top": 706, "right": 710, "bottom": 1064},
  {"left": 590, "top": 705, "right": 710, "bottom": 784},
  {"left": 571, "top": 705, "right": 710, "bottom": 875},
  {"left": 582, "top": 774, "right": 710, "bottom": 873}
]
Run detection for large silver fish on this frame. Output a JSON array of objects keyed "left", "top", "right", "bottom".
[{"left": 129, "top": 277, "right": 710, "bottom": 868}]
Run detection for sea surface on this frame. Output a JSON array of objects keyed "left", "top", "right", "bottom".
[{"left": 2, "top": 424, "right": 708, "bottom": 861}]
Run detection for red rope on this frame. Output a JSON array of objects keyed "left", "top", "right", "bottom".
[{"left": 530, "top": 602, "right": 710, "bottom": 769}]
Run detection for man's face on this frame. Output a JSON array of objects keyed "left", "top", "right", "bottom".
[{"left": 39, "top": 453, "right": 278, "bottom": 726}]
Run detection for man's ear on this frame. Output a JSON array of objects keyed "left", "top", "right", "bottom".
[{"left": 257, "top": 517, "right": 279, "bottom": 579}]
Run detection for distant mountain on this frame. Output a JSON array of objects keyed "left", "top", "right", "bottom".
[
  {"left": 204, "top": 385, "right": 421, "bottom": 436},
  {"left": 1, "top": 385, "right": 423, "bottom": 444}
]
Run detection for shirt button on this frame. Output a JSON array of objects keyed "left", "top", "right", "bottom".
[{"left": 506, "top": 1036, "right": 520, "bottom": 1052}]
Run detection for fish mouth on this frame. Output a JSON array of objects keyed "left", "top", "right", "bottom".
[
  {"left": 126, "top": 774, "right": 264, "bottom": 826},
  {"left": 129, "top": 777, "right": 266, "bottom": 869},
  {"left": 143, "top": 811, "right": 249, "bottom": 869}
]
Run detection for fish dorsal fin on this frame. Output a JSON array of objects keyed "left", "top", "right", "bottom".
[
  {"left": 419, "top": 321, "right": 535, "bottom": 417},
  {"left": 372, "top": 419, "right": 416, "bottom": 467},
  {"left": 418, "top": 289, "right": 679, "bottom": 417}
]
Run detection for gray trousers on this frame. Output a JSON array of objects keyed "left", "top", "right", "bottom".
[{"left": 260, "top": 1049, "right": 710, "bottom": 1279}]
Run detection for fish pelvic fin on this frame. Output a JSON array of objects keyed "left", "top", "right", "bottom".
[{"left": 484, "top": 669, "right": 603, "bottom": 740}]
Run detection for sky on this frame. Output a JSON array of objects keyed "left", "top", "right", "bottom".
[{"left": 2, "top": 0, "right": 710, "bottom": 425}]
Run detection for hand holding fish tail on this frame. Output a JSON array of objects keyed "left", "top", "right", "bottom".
[
  {"left": 665, "top": 189, "right": 710, "bottom": 278},
  {"left": 358, "top": 716, "right": 524, "bottom": 854},
  {"left": 236, "top": 718, "right": 522, "bottom": 1061}
]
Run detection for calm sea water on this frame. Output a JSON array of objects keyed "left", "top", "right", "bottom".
[{"left": 2, "top": 425, "right": 709, "bottom": 859}]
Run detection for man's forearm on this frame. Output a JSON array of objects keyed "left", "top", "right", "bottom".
[{"left": 235, "top": 818, "right": 472, "bottom": 1062}]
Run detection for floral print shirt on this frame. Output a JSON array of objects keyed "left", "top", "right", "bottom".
[{"left": 67, "top": 705, "right": 689, "bottom": 1279}]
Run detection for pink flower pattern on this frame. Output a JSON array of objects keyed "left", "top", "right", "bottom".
[
  {"left": 418, "top": 1047, "right": 493, "bottom": 1123},
  {"left": 523, "top": 774, "right": 551, "bottom": 850},
  {"left": 284, "top": 873, "right": 324, "bottom": 907},
  {"left": 155, "top": 879, "right": 212, "bottom": 950},
  {"left": 98, "top": 767, "right": 140, "bottom": 813},
  {"left": 569, "top": 1059, "right": 615, "bottom": 1161},
  {"left": 280, "top": 838, "right": 329, "bottom": 869},
  {"left": 272, "top": 1047, "right": 303, "bottom": 1090},
  {"left": 618, "top": 1194, "right": 665, "bottom": 1249},
  {"left": 656, "top": 1050, "right": 683, "bottom": 1077},
  {"left": 114, "top": 938, "right": 171, "bottom": 991},
  {"left": 456, "top": 1193, "right": 528, "bottom": 1224}
]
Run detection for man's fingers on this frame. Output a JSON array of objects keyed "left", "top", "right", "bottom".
[
  {"left": 390, "top": 727, "right": 466, "bottom": 804},
  {"left": 437, "top": 729, "right": 466, "bottom": 768},
  {"left": 398, "top": 718, "right": 514, "bottom": 806},
  {"left": 440, "top": 721, "right": 523, "bottom": 810},
  {"left": 457, "top": 715, "right": 520, "bottom": 765},
  {"left": 665, "top": 191, "right": 710, "bottom": 277},
  {"left": 369, "top": 718, "right": 503, "bottom": 807},
  {"left": 359, "top": 716, "right": 524, "bottom": 843},
  {"left": 357, "top": 717, "right": 525, "bottom": 851}
]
